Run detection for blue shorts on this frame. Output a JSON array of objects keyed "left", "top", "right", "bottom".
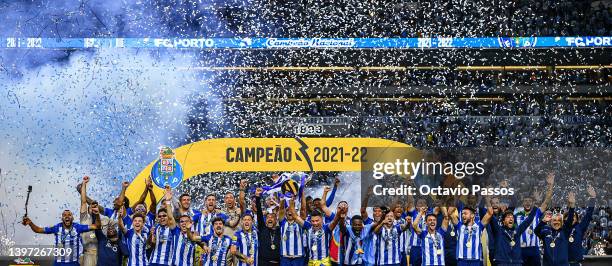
[{"left": 281, "top": 257, "right": 306, "bottom": 266}]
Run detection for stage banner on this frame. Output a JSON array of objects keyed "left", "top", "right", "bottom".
[{"left": 125, "top": 137, "right": 418, "bottom": 200}]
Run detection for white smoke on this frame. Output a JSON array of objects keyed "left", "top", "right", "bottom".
[{"left": 0, "top": 49, "right": 209, "bottom": 244}]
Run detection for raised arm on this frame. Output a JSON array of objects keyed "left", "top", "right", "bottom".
[
  {"left": 117, "top": 206, "right": 128, "bottom": 234},
  {"left": 118, "top": 181, "right": 129, "bottom": 209},
  {"left": 299, "top": 181, "right": 307, "bottom": 219},
  {"left": 89, "top": 211, "right": 100, "bottom": 230},
  {"left": 360, "top": 185, "right": 373, "bottom": 222},
  {"left": 278, "top": 196, "right": 286, "bottom": 221},
  {"left": 148, "top": 180, "right": 157, "bottom": 214},
  {"left": 448, "top": 206, "right": 459, "bottom": 226},
  {"left": 564, "top": 192, "right": 576, "bottom": 233},
  {"left": 326, "top": 178, "right": 339, "bottom": 207},
  {"left": 165, "top": 190, "right": 176, "bottom": 229},
  {"left": 76, "top": 182, "right": 96, "bottom": 205},
  {"left": 320, "top": 186, "right": 334, "bottom": 218},
  {"left": 132, "top": 176, "right": 151, "bottom": 209},
  {"left": 581, "top": 185, "right": 596, "bottom": 231},
  {"left": 539, "top": 172, "right": 555, "bottom": 212},
  {"left": 238, "top": 179, "right": 247, "bottom": 214},
  {"left": 440, "top": 206, "right": 449, "bottom": 231},
  {"left": 412, "top": 207, "right": 425, "bottom": 234},
  {"left": 289, "top": 199, "right": 305, "bottom": 227},
  {"left": 480, "top": 205, "right": 494, "bottom": 226},
  {"left": 254, "top": 188, "right": 265, "bottom": 230},
  {"left": 80, "top": 176, "right": 90, "bottom": 215},
  {"left": 328, "top": 205, "right": 343, "bottom": 231},
  {"left": 93, "top": 208, "right": 102, "bottom": 229}
]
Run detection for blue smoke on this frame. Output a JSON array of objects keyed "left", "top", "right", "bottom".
[{"left": 0, "top": 0, "right": 258, "bottom": 244}]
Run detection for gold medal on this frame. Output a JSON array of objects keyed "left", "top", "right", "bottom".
[
  {"left": 311, "top": 245, "right": 317, "bottom": 252},
  {"left": 569, "top": 237, "right": 574, "bottom": 243},
  {"left": 466, "top": 242, "right": 472, "bottom": 248},
  {"left": 89, "top": 233, "right": 95, "bottom": 239},
  {"left": 527, "top": 229, "right": 533, "bottom": 234},
  {"left": 57, "top": 243, "right": 64, "bottom": 249},
  {"left": 271, "top": 244, "right": 276, "bottom": 250},
  {"left": 436, "top": 249, "right": 442, "bottom": 255},
  {"left": 212, "top": 255, "right": 218, "bottom": 262},
  {"left": 550, "top": 242, "right": 555, "bottom": 248},
  {"left": 510, "top": 241, "right": 516, "bottom": 247},
  {"left": 450, "top": 231, "right": 455, "bottom": 237},
  {"left": 356, "top": 248, "right": 364, "bottom": 254},
  {"left": 283, "top": 236, "right": 287, "bottom": 241}
]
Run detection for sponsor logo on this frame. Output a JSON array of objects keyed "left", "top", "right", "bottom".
[
  {"left": 565, "top": 37, "right": 612, "bottom": 47},
  {"left": 498, "top": 37, "right": 538, "bottom": 48},
  {"left": 153, "top": 38, "right": 215, "bottom": 48},
  {"left": 265, "top": 38, "right": 356, "bottom": 48}
]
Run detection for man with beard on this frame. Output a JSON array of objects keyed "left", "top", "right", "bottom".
[
  {"left": 173, "top": 193, "right": 201, "bottom": 222},
  {"left": 515, "top": 173, "right": 555, "bottom": 266},
  {"left": 231, "top": 213, "right": 259, "bottom": 266},
  {"left": 413, "top": 206, "right": 450, "bottom": 266},
  {"left": 149, "top": 187, "right": 178, "bottom": 266},
  {"left": 92, "top": 208, "right": 123, "bottom": 266},
  {"left": 195, "top": 194, "right": 230, "bottom": 236},
  {"left": 339, "top": 214, "right": 366, "bottom": 266},
  {"left": 223, "top": 179, "right": 248, "bottom": 236},
  {"left": 449, "top": 202, "right": 494, "bottom": 266},
  {"left": 489, "top": 174, "right": 553, "bottom": 266},
  {"left": 373, "top": 208, "right": 412, "bottom": 266},
  {"left": 200, "top": 217, "right": 233, "bottom": 266},
  {"left": 255, "top": 187, "right": 282, "bottom": 266},
  {"left": 535, "top": 192, "right": 576, "bottom": 266},
  {"left": 568, "top": 185, "right": 596, "bottom": 266},
  {"left": 22, "top": 210, "right": 99, "bottom": 266},
  {"left": 173, "top": 215, "right": 198, "bottom": 266}
]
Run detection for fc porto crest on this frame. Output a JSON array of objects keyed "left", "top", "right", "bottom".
[{"left": 151, "top": 146, "right": 183, "bottom": 189}]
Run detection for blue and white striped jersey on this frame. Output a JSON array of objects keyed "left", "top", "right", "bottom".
[
  {"left": 343, "top": 225, "right": 366, "bottom": 265},
  {"left": 456, "top": 221, "right": 484, "bottom": 261},
  {"left": 375, "top": 224, "right": 403, "bottom": 265},
  {"left": 304, "top": 222, "right": 332, "bottom": 260},
  {"left": 44, "top": 223, "right": 91, "bottom": 263},
  {"left": 149, "top": 225, "right": 178, "bottom": 265},
  {"left": 122, "top": 228, "right": 149, "bottom": 266},
  {"left": 420, "top": 229, "right": 446, "bottom": 266},
  {"left": 280, "top": 219, "right": 307, "bottom": 257},
  {"left": 232, "top": 229, "right": 259, "bottom": 266},
  {"left": 200, "top": 234, "right": 232, "bottom": 266},
  {"left": 515, "top": 208, "right": 542, "bottom": 247},
  {"left": 194, "top": 212, "right": 229, "bottom": 236},
  {"left": 173, "top": 231, "right": 196, "bottom": 266}
]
